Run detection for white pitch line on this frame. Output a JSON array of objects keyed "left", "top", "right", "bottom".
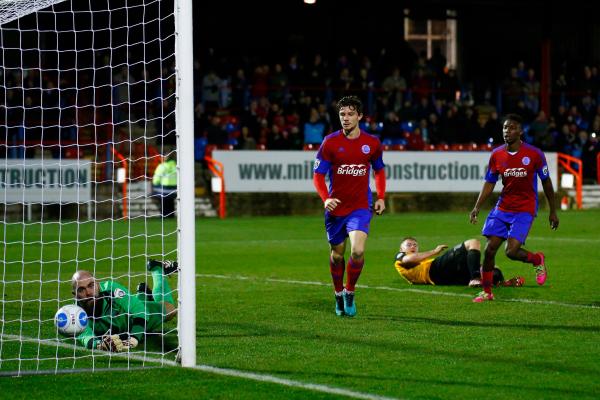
[
  {"left": 1, "top": 334, "right": 401, "bottom": 400},
  {"left": 199, "top": 274, "right": 600, "bottom": 310},
  {"left": 192, "top": 364, "right": 401, "bottom": 400}
]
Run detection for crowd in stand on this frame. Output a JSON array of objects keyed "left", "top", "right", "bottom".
[
  {"left": 196, "top": 48, "right": 600, "bottom": 182},
  {"left": 2, "top": 44, "right": 599, "bottom": 183}
]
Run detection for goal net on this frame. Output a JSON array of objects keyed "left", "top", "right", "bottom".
[{"left": 0, "top": 0, "right": 195, "bottom": 375}]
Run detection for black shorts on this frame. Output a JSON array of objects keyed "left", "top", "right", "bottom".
[{"left": 428, "top": 242, "right": 471, "bottom": 285}]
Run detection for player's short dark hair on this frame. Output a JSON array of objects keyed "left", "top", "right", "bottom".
[
  {"left": 503, "top": 113, "right": 523, "bottom": 126},
  {"left": 336, "top": 95, "right": 363, "bottom": 115}
]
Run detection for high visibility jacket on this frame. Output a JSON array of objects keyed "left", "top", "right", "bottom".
[{"left": 152, "top": 159, "right": 177, "bottom": 187}]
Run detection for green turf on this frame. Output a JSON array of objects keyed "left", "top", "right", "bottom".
[{"left": 2, "top": 210, "right": 600, "bottom": 399}]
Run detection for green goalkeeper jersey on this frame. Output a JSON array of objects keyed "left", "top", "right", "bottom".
[{"left": 77, "top": 280, "right": 164, "bottom": 349}]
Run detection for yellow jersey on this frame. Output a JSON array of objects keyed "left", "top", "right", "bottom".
[{"left": 394, "top": 251, "right": 435, "bottom": 285}]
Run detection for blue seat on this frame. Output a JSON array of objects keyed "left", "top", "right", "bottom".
[
  {"left": 194, "top": 138, "right": 208, "bottom": 161},
  {"left": 401, "top": 121, "right": 414, "bottom": 133}
]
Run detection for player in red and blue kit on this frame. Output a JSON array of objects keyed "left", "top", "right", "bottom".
[
  {"left": 313, "top": 96, "right": 386, "bottom": 317},
  {"left": 470, "top": 114, "right": 559, "bottom": 302}
]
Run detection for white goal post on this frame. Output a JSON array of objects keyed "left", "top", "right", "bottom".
[{"left": 0, "top": 0, "right": 196, "bottom": 375}]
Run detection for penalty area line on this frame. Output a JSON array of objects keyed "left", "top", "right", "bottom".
[
  {"left": 1, "top": 334, "right": 401, "bottom": 400},
  {"left": 198, "top": 274, "right": 600, "bottom": 310}
]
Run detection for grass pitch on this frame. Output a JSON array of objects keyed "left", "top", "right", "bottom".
[{"left": 2, "top": 210, "right": 600, "bottom": 399}]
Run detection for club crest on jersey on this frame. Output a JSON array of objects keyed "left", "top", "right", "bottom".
[
  {"left": 313, "top": 159, "right": 320, "bottom": 170},
  {"left": 361, "top": 145, "right": 370, "bottom": 154},
  {"left": 522, "top": 156, "right": 530, "bottom": 166},
  {"left": 337, "top": 164, "right": 367, "bottom": 176},
  {"left": 113, "top": 289, "right": 126, "bottom": 298},
  {"left": 503, "top": 167, "right": 527, "bottom": 177}
]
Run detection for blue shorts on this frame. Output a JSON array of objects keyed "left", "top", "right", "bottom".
[
  {"left": 482, "top": 208, "right": 534, "bottom": 244},
  {"left": 325, "top": 209, "right": 372, "bottom": 245}
]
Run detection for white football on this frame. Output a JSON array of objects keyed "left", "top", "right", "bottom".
[{"left": 54, "top": 304, "right": 88, "bottom": 336}]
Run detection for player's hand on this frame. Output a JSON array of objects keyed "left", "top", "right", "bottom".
[
  {"left": 97, "top": 335, "right": 126, "bottom": 352},
  {"left": 324, "top": 198, "right": 341, "bottom": 212},
  {"left": 435, "top": 244, "right": 448, "bottom": 254},
  {"left": 469, "top": 208, "right": 479, "bottom": 224},
  {"left": 373, "top": 199, "right": 385, "bottom": 215},
  {"left": 549, "top": 212, "right": 559, "bottom": 230}
]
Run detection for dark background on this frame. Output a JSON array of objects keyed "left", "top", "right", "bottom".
[{"left": 194, "top": 0, "right": 600, "bottom": 85}]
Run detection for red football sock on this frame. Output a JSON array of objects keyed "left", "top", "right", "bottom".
[
  {"left": 330, "top": 257, "right": 345, "bottom": 293},
  {"left": 526, "top": 252, "right": 541, "bottom": 265},
  {"left": 345, "top": 258, "right": 364, "bottom": 292},
  {"left": 482, "top": 270, "right": 494, "bottom": 294}
]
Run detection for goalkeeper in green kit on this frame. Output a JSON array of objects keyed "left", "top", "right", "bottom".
[{"left": 71, "top": 259, "right": 178, "bottom": 352}]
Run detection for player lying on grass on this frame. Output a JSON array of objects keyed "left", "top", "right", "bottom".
[
  {"left": 393, "top": 237, "right": 524, "bottom": 287},
  {"left": 71, "top": 259, "right": 178, "bottom": 352}
]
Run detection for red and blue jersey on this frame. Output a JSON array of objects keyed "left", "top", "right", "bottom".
[
  {"left": 314, "top": 130, "right": 385, "bottom": 216},
  {"left": 485, "top": 143, "right": 550, "bottom": 215}
]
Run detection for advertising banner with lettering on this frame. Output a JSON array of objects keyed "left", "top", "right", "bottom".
[
  {"left": 1, "top": 160, "right": 93, "bottom": 203},
  {"left": 212, "top": 150, "right": 558, "bottom": 193}
]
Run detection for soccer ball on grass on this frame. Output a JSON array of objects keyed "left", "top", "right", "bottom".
[{"left": 54, "top": 304, "right": 88, "bottom": 336}]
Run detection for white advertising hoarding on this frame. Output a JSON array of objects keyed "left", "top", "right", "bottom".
[
  {"left": 1, "top": 160, "right": 93, "bottom": 203},
  {"left": 213, "top": 150, "right": 558, "bottom": 193}
]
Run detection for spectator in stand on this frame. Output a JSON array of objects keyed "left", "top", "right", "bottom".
[
  {"left": 269, "top": 63, "right": 288, "bottom": 104},
  {"left": 406, "top": 126, "right": 425, "bottom": 150},
  {"left": 426, "top": 113, "right": 442, "bottom": 144},
  {"left": 356, "top": 67, "right": 374, "bottom": 109},
  {"left": 581, "top": 130, "right": 600, "bottom": 183},
  {"left": 287, "top": 126, "right": 304, "bottom": 150},
  {"left": 334, "top": 67, "right": 355, "bottom": 99},
  {"left": 428, "top": 97, "right": 442, "bottom": 116},
  {"left": 398, "top": 99, "right": 416, "bottom": 123},
  {"left": 304, "top": 107, "right": 327, "bottom": 144},
  {"left": 502, "top": 67, "right": 523, "bottom": 114},
  {"left": 411, "top": 67, "right": 432, "bottom": 103},
  {"left": 152, "top": 155, "right": 177, "bottom": 218},
  {"left": 577, "top": 66, "right": 595, "bottom": 97},
  {"left": 553, "top": 73, "right": 569, "bottom": 110},
  {"left": 286, "top": 55, "right": 303, "bottom": 99},
  {"left": 557, "top": 123, "right": 578, "bottom": 154},
  {"left": 515, "top": 60, "right": 528, "bottom": 81},
  {"left": 239, "top": 126, "right": 257, "bottom": 150},
  {"left": 554, "top": 104, "right": 569, "bottom": 128},
  {"left": 306, "top": 53, "right": 327, "bottom": 100},
  {"left": 414, "top": 97, "right": 434, "bottom": 122},
  {"left": 201, "top": 69, "right": 221, "bottom": 111},
  {"left": 483, "top": 109, "right": 503, "bottom": 145},
  {"left": 530, "top": 111, "right": 552, "bottom": 150},
  {"left": 427, "top": 46, "right": 447, "bottom": 78},
  {"left": 580, "top": 92, "right": 596, "bottom": 126},
  {"left": 523, "top": 86, "right": 540, "bottom": 115},
  {"left": 205, "top": 115, "right": 228, "bottom": 145},
  {"left": 591, "top": 66, "right": 600, "bottom": 100},
  {"left": 251, "top": 65, "right": 269, "bottom": 99},
  {"left": 438, "top": 68, "right": 461, "bottom": 103},
  {"left": 381, "top": 67, "right": 407, "bottom": 112},
  {"left": 268, "top": 124, "right": 291, "bottom": 150},
  {"left": 439, "top": 104, "right": 459, "bottom": 144},
  {"left": 316, "top": 103, "right": 332, "bottom": 133},
  {"left": 514, "top": 99, "right": 535, "bottom": 124},
  {"left": 523, "top": 68, "right": 539, "bottom": 94},
  {"left": 457, "top": 106, "right": 482, "bottom": 143},
  {"left": 382, "top": 111, "right": 404, "bottom": 144},
  {"left": 231, "top": 68, "right": 249, "bottom": 110}
]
